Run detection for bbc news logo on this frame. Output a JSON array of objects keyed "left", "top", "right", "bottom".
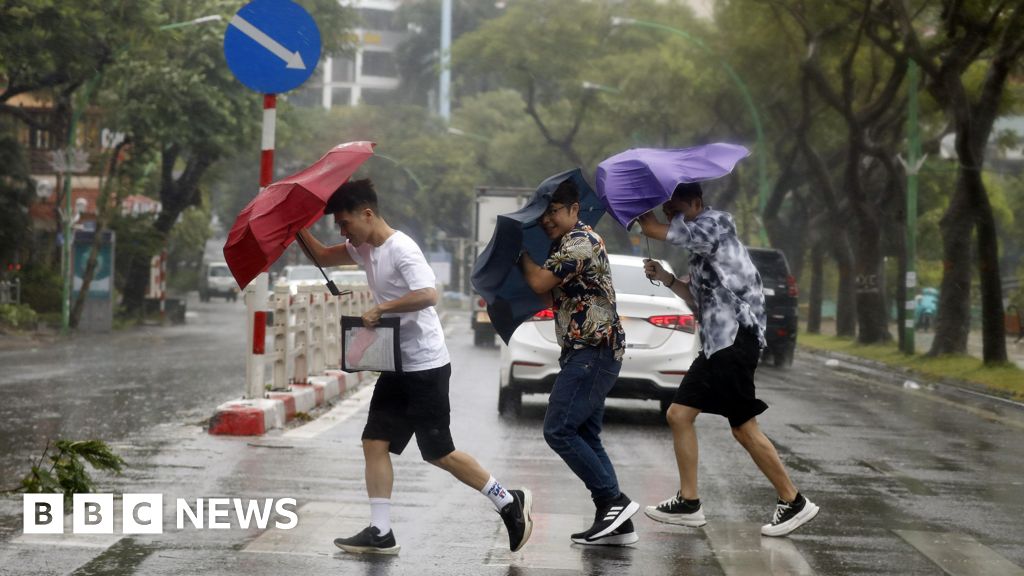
[{"left": 24, "top": 494, "right": 298, "bottom": 534}]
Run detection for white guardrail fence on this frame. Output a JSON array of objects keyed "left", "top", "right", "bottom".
[{"left": 242, "top": 273, "right": 375, "bottom": 400}]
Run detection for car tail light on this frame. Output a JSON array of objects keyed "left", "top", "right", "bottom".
[
  {"left": 531, "top": 309, "right": 554, "bottom": 321},
  {"left": 776, "top": 328, "right": 788, "bottom": 337},
  {"left": 787, "top": 275, "right": 799, "bottom": 297},
  {"left": 477, "top": 297, "right": 487, "bottom": 308},
  {"left": 647, "top": 314, "right": 696, "bottom": 333}
]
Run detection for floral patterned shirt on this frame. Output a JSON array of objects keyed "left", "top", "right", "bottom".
[
  {"left": 543, "top": 222, "right": 626, "bottom": 361},
  {"left": 666, "top": 207, "right": 767, "bottom": 357}
]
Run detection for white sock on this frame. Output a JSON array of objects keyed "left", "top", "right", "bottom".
[
  {"left": 369, "top": 498, "right": 391, "bottom": 535},
  {"left": 481, "top": 476, "right": 514, "bottom": 510}
]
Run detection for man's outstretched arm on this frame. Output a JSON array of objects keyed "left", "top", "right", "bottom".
[{"left": 297, "top": 228, "right": 356, "bottom": 267}]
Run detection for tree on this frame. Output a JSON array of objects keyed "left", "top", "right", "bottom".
[
  {"left": 0, "top": 135, "right": 35, "bottom": 267},
  {"left": 0, "top": 1, "right": 156, "bottom": 264},
  {"left": 765, "top": 1, "right": 910, "bottom": 344},
  {"left": 102, "top": 0, "right": 354, "bottom": 314},
  {"left": 890, "top": 0, "right": 1023, "bottom": 362}
]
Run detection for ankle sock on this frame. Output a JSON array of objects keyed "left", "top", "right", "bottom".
[{"left": 482, "top": 476, "right": 514, "bottom": 510}]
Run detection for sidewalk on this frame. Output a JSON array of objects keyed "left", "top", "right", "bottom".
[{"left": 814, "top": 319, "right": 1024, "bottom": 370}]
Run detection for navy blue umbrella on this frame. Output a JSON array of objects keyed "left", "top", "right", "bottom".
[{"left": 471, "top": 168, "right": 604, "bottom": 344}]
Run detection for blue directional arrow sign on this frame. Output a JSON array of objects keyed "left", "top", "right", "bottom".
[{"left": 224, "top": 0, "right": 321, "bottom": 94}]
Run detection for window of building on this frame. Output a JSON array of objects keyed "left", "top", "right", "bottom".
[
  {"left": 332, "top": 87, "right": 352, "bottom": 107},
  {"left": 332, "top": 57, "right": 356, "bottom": 83},
  {"left": 359, "top": 8, "right": 402, "bottom": 31},
  {"left": 361, "top": 51, "right": 397, "bottom": 78}
]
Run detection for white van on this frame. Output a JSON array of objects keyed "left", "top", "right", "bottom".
[{"left": 199, "top": 262, "right": 238, "bottom": 302}]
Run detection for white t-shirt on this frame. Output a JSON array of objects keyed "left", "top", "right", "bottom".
[{"left": 345, "top": 231, "right": 450, "bottom": 372}]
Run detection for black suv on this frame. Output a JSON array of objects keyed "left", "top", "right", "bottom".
[{"left": 747, "top": 248, "right": 798, "bottom": 367}]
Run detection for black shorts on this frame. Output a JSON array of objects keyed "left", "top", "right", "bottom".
[
  {"left": 361, "top": 363, "right": 456, "bottom": 461},
  {"left": 672, "top": 327, "right": 768, "bottom": 428}
]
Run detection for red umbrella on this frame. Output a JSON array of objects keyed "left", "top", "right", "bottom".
[{"left": 223, "top": 141, "right": 376, "bottom": 289}]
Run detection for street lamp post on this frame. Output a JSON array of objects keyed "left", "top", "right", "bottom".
[
  {"left": 611, "top": 16, "right": 769, "bottom": 245},
  {"left": 59, "top": 15, "right": 223, "bottom": 332},
  {"left": 901, "top": 60, "right": 923, "bottom": 354}
]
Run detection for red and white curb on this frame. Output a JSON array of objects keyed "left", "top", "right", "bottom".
[{"left": 208, "top": 371, "right": 370, "bottom": 436}]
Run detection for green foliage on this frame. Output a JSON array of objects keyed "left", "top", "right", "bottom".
[
  {"left": 109, "top": 213, "right": 163, "bottom": 291},
  {"left": 19, "top": 440, "right": 126, "bottom": 505},
  {"left": 167, "top": 205, "right": 211, "bottom": 292},
  {"left": 0, "top": 135, "right": 35, "bottom": 266},
  {"left": 0, "top": 303, "right": 38, "bottom": 329},
  {"left": 18, "top": 263, "right": 62, "bottom": 314}
]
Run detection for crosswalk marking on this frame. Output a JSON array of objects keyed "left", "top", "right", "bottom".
[
  {"left": 895, "top": 530, "right": 1024, "bottom": 576},
  {"left": 703, "top": 521, "right": 816, "bottom": 576}
]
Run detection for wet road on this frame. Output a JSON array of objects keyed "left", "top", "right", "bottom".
[
  {"left": 1, "top": 306, "right": 1024, "bottom": 575},
  {"left": 0, "top": 294, "right": 249, "bottom": 484}
]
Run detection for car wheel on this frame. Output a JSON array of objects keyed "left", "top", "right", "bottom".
[
  {"left": 773, "top": 345, "right": 794, "bottom": 368},
  {"left": 498, "top": 386, "right": 522, "bottom": 417}
]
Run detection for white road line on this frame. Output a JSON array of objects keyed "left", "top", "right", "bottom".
[
  {"left": 283, "top": 384, "right": 375, "bottom": 439},
  {"left": 895, "top": 530, "right": 1024, "bottom": 576},
  {"left": 704, "top": 522, "right": 816, "bottom": 576}
]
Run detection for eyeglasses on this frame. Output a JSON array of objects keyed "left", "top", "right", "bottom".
[{"left": 542, "top": 204, "right": 573, "bottom": 218}]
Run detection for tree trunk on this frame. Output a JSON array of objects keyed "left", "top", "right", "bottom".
[
  {"left": 807, "top": 243, "right": 823, "bottom": 334},
  {"left": 834, "top": 234, "right": 857, "bottom": 337},
  {"left": 69, "top": 224, "right": 104, "bottom": 329},
  {"left": 967, "top": 166, "right": 1007, "bottom": 363},
  {"left": 929, "top": 180, "right": 973, "bottom": 355}
]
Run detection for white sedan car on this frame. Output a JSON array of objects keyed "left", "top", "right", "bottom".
[{"left": 498, "top": 254, "right": 700, "bottom": 416}]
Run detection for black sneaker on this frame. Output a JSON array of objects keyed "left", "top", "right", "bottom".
[
  {"left": 760, "top": 493, "right": 819, "bottom": 537},
  {"left": 570, "top": 492, "right": 639, "bottom": 544},
  {"left": 644, "top": 491, "right": 706, "bottom": 527},
  {"left": 333, "top": 525, "right": 401, "bottom": 555},
  {"left": 499, "top": 488, "right": 533, "bottom": 552},
  {"left": 572, "top": 519, "right": 639, "bottom": 546}
]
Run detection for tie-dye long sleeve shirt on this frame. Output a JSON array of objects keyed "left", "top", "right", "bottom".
[{"left": 666, "top": 207, "right": 767, "bottom": 357}]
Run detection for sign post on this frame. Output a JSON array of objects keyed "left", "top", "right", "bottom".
[{"left": 223, "top": 0, "right": 321, "bottom": 399}]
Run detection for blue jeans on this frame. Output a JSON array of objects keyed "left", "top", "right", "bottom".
[{"left": 543, "top": 345, "right": 622, "bottom": 504}]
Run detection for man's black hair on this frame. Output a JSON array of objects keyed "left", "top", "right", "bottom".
[
  {"left": 324, "top": 178, "right": 378, "bottom": 215},
  {"left": 550, "top": 178, "right": 579, "bottom": 206},
  {"left": 671, "top": 182, "right": 703, "bottom": 202}
]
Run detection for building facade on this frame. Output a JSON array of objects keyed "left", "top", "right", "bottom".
[{"left": 293, "top": 0, "right": 409, "bottom": 109}]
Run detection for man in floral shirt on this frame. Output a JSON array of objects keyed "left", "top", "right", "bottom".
[
  {"left": 637, "top": 182, "right": 819, "bottom": 537},
  {"left": 519, "top": 178, "right": 637, "bottom": 546}
]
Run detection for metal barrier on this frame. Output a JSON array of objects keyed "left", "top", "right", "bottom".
[{"left": 264, "top": 283, "right": 375, "bottom": 393}]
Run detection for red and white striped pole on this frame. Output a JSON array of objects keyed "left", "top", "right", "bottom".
[
  {"left": 259, "top": 94, "right": 276, "bottom": 188},
  {"left": 246, "top": 94, "right": 276, "bottom": 400}
]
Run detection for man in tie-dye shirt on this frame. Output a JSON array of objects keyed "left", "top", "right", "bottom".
[{"left": 636, "top": 182, "right": 819, "bottom": 538}]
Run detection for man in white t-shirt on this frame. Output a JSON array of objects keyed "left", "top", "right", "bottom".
[{"left": 297, "top": 179, "right": 532, "bottom": 555}]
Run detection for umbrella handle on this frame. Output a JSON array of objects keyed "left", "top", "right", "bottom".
[
  {"left": 295, "top": 232, "right": 347, "bottom": 297},
  {"left": 644, "top": 236, "right": 662, "bottom": 287}
]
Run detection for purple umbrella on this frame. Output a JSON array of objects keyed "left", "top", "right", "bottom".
[{"left": 595, "top": 143, "right": 750, "bottom": 228}]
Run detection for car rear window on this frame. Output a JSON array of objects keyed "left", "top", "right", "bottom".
[
  {"left": 610, "top": 263, "right": 677, "bottom": 298},
  {"left": 209, "top": 266, "right": 231, "bottom": 277},
  {"left": 747, "top": 250, "right": 789, "bottom": 280}
]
